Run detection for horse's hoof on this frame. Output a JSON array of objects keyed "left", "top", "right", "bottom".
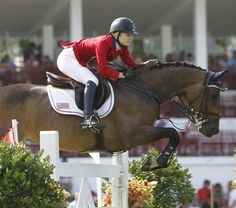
[
  {"left": 141, "top": 154, "right": 172, "bottom": 171},
  {"left": 141, "top": 156, "right": 158, "bottom": 171},
  {"left": 141, "top": 156, "right": 151, "bottom": 171}
]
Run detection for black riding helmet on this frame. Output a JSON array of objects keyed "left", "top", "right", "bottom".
[{"left": 109, "top": 17, "right": 138, "bottom": 35}]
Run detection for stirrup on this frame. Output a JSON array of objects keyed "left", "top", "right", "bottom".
[{"left": 81, "top": 114, "right": 105, "bottom": 133}]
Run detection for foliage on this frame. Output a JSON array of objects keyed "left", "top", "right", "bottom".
[
  {"left": 0, "top": 142, "right": 66, "bottom": 208},
  {"left": 18, "top": 38, "right": 30, "bottom": 54},
  {"left": 103, "top": 179, "right": 155, "bottom": 208},
  {"left": 129, "top": 148, "right": 195, "bottom": 208}
]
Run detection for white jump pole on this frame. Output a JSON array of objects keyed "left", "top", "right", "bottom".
[
  {"left": 11, "top": 119, "right": 19, "bottom": 143},
  {"left": 40, "top": 131, "right": 60, "bottom": 180},
  {"left": 89, "top": 152, "right": 102, "bottom": 207},
  {"left": 112, "top": 152, "right": 129, "bottom": 208}
]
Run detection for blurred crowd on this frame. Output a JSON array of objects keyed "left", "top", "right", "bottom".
[
  {"left": 185, "top": 179, "right": 236, "bottom": 208},
  {"left": 0, "top": 42, "right": 59, "bottom": 87},
  {"left": 0, "top": 42, "right": 236, "bottom": 89}
]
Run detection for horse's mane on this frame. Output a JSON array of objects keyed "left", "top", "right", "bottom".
[{"left": 155, "top": 61, "right": 207, "bottom": 71}]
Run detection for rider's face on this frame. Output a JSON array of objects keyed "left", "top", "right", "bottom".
[{"left": 118, "top": 32, "right": 134, "bottom": 46}]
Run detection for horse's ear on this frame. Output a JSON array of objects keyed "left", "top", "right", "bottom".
[{"left": 212, "top": 69, "right": 229, "bottom": 81}]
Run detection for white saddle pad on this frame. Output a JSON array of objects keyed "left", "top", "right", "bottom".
[{"left": 47, "top": 83, "right": 115, "bottom": 118}]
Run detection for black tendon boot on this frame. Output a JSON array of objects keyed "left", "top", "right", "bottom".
[
  {"left": 81, "top": 81, "right": 105, "bottom": 133},
  {"left": 156, "top": 144, "right": 176, "bottom": 168}
]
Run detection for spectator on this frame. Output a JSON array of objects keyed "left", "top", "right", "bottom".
[
  {"left": 165, "top": 53, "right": 177, "bottom": 62},
  {"left": 41, "top": 55, "right": 56, "bottom": 72},
  {"left": 0, "top": 53, "right": 16, "bottom": 85},
  {"left": 208, "top": 54, "right": 221, "bottom": 72},
  {"left": 197, "top": 179, "right": 211, "bottom": 208},
  {"left": 24, "top": 54, "right": 40, "bottom": 69},
  {"left": 23, "top": 42, "right": 36, "bottom": 63},
  {"left": 178, "top": 50, "right": 186, "bottom": 62},
  {"left": 228, "top": 50, "right": 236, "bottom": 67},
  {"left": 228, "top": 183, "right": 236, "bottom": 208},
  {"left": 213, "top": 183, "right": 226, "bottom": 208},
  {"left": 219, "top": 53, "right": 230, "bottom": 69},
  {"left": 1, "top": 53, "right": 17, "bottom": 71},
  {"left": 226, "top": 181, "right": 234, "bottom": 206},
  {"left": 186, "top": 52, "right": 194, "bottom": 64}
]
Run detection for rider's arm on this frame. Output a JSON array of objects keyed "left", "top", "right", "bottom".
[
  {"left": 120, "top": 47, "right": 136, "bottom": 67},
  {"left": 95, "top": 41, "right": 120, "bottom": 81}
]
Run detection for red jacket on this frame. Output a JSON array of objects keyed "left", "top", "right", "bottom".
[
  {"left": 59, "top": 34, "right": 138, "bottom": 81},
  {"left": 198, "top": 187, "right": 210, "bottom": 204}
]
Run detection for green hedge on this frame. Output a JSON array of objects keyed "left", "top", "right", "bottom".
[{"left": 0, "top": 142, "right": 66, "bottom": 208}]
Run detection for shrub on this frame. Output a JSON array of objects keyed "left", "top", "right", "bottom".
[
  {"left": 129, "top": 148, "right": 195, "bottom": 208},
  {"left": 102, "top": 148, "right": 194, "bottom": 208},
  {"left": 0, "top": 142, "right": 66, "bottom": 208}
]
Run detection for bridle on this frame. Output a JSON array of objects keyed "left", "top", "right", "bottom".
[
  {"left": 118, "top": 70, "right": 223, "bottom": 129},
  {"left": 173, "top": 85, "right": 221, "bottom": 128}
]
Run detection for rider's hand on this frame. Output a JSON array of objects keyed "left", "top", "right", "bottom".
[
  {"left": 123, "top": 69, "right": 137, "bottom": 79},
  {"left": 119, "top": 72, "right": 125, "bottom": 79}
]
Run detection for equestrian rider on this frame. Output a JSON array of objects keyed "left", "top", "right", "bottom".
[{"left": 57, "top": 17, "right": 142, "bottom": 132}]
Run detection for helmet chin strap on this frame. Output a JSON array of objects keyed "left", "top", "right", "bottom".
[{"left": 115, "top": 32, "right": 126, "bottom": 48}]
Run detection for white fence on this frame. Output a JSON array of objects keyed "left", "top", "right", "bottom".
[{"left": 40, "top": 131, "right": 128, "bottom": 208}]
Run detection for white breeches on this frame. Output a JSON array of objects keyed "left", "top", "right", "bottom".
[{"left": 57, "top": 48, "right": 99, "bottom": 86}]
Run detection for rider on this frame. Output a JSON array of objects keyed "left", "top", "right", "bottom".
[{"left": 57, "top": 17, "right": 142, "bottom": 132}]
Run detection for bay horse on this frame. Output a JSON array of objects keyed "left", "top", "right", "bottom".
[{"left": 0, "top": 62, "right": 227, "bottom": 170}]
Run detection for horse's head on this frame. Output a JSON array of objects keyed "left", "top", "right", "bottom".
[
  {"left": 129, "top": 62, "right": 229, "bottom": 137},
  {"left": 186, "top": 70, "right": 228, "bottom": 137}
]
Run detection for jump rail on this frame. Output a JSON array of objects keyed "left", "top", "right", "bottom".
[{"left": 40, "top": 131, "right": 128, "bottom": 208}]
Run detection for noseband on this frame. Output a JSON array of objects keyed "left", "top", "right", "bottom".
[
  {"left": 174, "top": 71, "right": 222, "bottom": 127},
  {"left": 176, "top": 85, "right": 220, "bottom": 127}
]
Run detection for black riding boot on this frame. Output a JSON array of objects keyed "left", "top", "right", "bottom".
[{"left": 81, "top": 81, "right": 105, "bottom": 133}]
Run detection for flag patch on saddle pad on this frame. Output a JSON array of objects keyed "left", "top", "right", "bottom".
[{"left": 56, "top": 102, "right": 69, "bottom": 109}]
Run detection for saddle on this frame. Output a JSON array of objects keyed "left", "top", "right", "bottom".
[{"left": 46, "top": 71, "right": 110, "bottom": 110}]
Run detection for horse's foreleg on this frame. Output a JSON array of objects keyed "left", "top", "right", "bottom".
[{"left": 135, "top": 126, "right": 180, "bottom": 171}]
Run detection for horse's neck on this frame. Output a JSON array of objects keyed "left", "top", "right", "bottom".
[{"left": 139, "top": 66, "right": 206, "bottom": 100}]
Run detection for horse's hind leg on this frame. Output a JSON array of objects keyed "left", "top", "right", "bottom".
[{"left": 141, "top": 127, "right": 180, "bottom": 171}]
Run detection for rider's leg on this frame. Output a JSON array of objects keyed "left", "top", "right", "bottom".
[
  {"left": 80, "top": 80, "right": 103, "bottom": 130},
  {"left": 57, "top": 48, "right": 104, "bottom": 131},
  {"left": 57, "top": 48, "right": 98, "bottom": 85}
]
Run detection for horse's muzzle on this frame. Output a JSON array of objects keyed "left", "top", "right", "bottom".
[{"left": 199, "top": 124, "right": 219, "bottom": 137}]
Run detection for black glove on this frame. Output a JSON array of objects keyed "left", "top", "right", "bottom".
[
  {"left": 123, "top": 69, "right": 137, "bottom": 79},
  {"left": 144, "top": 59, "right": 159, "bottom": 68}
]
